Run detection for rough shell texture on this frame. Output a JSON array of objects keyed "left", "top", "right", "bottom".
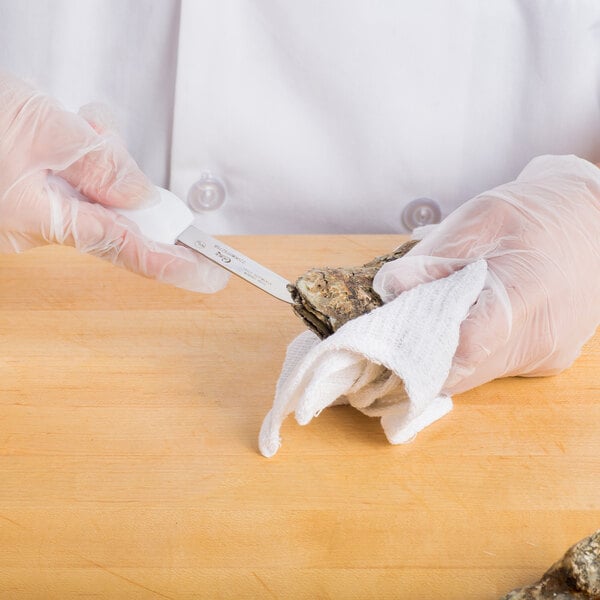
[
  {"left": 501, "top": 530, "right": 600, "bottom": 599},
  {"left": 288, "top": 240, "right": 419, "bottom": 338}
]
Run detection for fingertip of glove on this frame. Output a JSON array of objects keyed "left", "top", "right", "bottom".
[
  {"left": 372, "top": 259, "right": 423, "bottom": 300},
  {"left": 372, "top": 268, "right": 399, "bottom": 302},
  {"left": 372, "top": 258, "right": 427, "bottom": 300},
  {"left": 188, "top": 267, "right": 231, "bottom": 294}
]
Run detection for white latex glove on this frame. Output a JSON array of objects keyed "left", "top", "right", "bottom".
[
  {"left": 0, "top": 72, "right": 229, "bottom": 293},
  {"left": 374, "top": 154, "right": 600, "bottom": 394}
]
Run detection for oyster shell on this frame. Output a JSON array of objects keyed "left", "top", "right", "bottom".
[
  {"left": 288, "top": 239, "right": 419, "bottom": 338},
  {"left": 501, "top": 529, "right": 600, "bottom": 599}
]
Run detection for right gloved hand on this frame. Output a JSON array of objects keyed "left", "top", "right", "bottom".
[
  {"left": 0, "top": 71, "right": 229, "bottom": 293},
  {"left": 373, "top": 154, "right": 600, "bottom": 395}
]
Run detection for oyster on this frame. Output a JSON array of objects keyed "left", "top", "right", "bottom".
[
  {"left": 288, "top": 239, "right": 419, "bottom": 338},
  {"left": 501, "top": 529, "right": 600, "bottom": 599}
]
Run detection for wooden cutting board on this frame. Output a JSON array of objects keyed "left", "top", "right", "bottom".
[{"left": 0, "top": 236, "right": 598, "bottom": 600}]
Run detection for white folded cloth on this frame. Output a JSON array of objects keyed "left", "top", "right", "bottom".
[{"left": 259, "top": 259, "right": 488, "bottom": 458}]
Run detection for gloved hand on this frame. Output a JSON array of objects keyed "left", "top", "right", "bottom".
[
  {"left": 0, "top": 72, "right": 229, "bottom": 293},
  {"left": 374, "top": 154, "right": 600, "bottom": 395},
  {"left": 259, "top": 155, "right": 600, "bottom": 456}
]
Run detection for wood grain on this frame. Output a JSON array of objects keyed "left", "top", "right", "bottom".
[{"left": 0, "top": 236, "right": 598, "bottom": 600}]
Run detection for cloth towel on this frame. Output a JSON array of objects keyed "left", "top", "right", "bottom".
[{"left": 259, "top": 259, "right": 488, "bottom": 457}]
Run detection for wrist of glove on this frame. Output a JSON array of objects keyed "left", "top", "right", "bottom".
[
  {"left": 260, "top": 155, "right": 600, "bottom": 456},
  {"left": 0, "top": 72, "right": 228, "bottom": 293}
]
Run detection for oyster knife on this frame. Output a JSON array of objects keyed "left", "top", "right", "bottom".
[{"left": 113, "top": 186, "right": 294, "bottom": 304}]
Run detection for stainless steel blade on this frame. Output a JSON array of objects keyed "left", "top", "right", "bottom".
[{"left": 177, "top": 225, "right": 294, "bottom": 304}]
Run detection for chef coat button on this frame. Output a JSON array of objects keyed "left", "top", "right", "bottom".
[
  {"left": 401, "top": 198, "right": 441, "bottom": 231},
  {"left": 187, "top": 172, "right": 227, "bottom": 212}
]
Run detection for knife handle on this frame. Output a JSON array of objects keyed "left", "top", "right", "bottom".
[{"left": 114, "top": 187, "right": 194, "bottom": 245}]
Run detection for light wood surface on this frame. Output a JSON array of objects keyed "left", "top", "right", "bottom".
[{"left": 0, "top": 235, "right": 598, "bottom": 600}]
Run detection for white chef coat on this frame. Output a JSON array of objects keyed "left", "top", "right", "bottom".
[{"left": 1, "top": 0, "right": 599, "bottom": 234}]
